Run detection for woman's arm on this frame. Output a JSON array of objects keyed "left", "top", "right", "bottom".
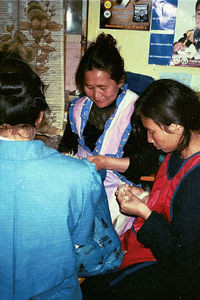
[
  {"left": 87, "top": 130, "right": 163, "bottom": 180},
  {"left": 87, "top": 156, "right": 130, "bottom": 172}
]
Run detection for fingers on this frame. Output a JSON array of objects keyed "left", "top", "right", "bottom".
[
  {"left": 142, "top": 195, "right": 149, "bottom": 205},
  {"left": 87, "top": 156, "right": 94, "bottom": 162},
  {"left": 129, "top": 186, "right": 144, "bottom": 195}
]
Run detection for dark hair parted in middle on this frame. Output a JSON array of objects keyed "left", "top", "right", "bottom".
[
  {"left": 0, "top": 51, "right": 49, "bottom": 127},
  {"left": 134, "top": 79, "right": 200, "bottom": 151},
  {"left": 75, "top": 33, "right": 125, "bottom": 93}
]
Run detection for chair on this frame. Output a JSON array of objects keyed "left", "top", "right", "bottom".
[{"left": 125, "top": 71, "right": 154, "bottom": 96}]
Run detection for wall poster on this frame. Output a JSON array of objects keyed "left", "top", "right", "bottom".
[
  {"left": 171, "top": 0, "right": 200, "bottom": 67},
  {"left": 100, "top": 0, "right": 153, "bottom": 31},
  {"left": 148, "top": 0, "right": 200, "bottom": 68}
]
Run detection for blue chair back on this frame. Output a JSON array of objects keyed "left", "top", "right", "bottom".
[{"left": 125, "top": 71, "right": 154, "bottom": 96}]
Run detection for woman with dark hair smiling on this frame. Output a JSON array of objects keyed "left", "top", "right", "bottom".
[{"left": 58, "top": 33, "right": 161, "bottom": 235}]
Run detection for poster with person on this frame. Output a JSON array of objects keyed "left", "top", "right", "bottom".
[
  {"left": 171, "top": 0, "right": 200, "bottom": 67},
  {"left": 149, "top": 0, "right": 200, "bottom": 68}
]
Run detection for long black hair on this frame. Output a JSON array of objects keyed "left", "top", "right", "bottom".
[{"left": 134, "top": 79, "right": 200, "bottom": 151}]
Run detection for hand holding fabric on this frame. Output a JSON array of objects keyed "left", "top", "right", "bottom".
[{"left": 116, "top": 184, "right": 151, "bottom": 220}]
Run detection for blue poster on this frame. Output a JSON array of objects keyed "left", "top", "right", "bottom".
[
  {"left": 151, "top": 0, "right": 178, "bottom": 31},
  {"left": 148, "top": 33, "right": 174, "bottom": 65}
]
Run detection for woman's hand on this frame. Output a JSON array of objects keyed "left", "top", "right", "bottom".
[
  {"left": 116, "top": 185, "right": 151, "bottom": 220},
  {"left": 129, "top": 185, "right": 144, "bottom": 196},
  {"left": 129, "top": 186, "right": 149, "bottom": 204},
  {"left": 87, "top": 155, "right": 106, "bottom": 171}
]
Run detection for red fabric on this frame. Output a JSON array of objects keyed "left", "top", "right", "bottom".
[{"left": 120, "top": 153, "right": 200, "bottom": 269}]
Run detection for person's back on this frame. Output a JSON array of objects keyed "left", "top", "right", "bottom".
[
  {"left": 0, "top": 142, "right": 103, "bottom": 299},
  {"left": 0, "top": 51, "right": 104, "bottom": 299}
]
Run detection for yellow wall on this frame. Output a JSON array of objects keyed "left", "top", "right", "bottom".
[{"left": 87, "top": 1, "right": 200, "bottom": 88}]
